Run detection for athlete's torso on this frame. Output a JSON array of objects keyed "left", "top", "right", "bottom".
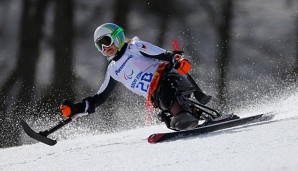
[{"left": 98, "top": 36, "right": 167, "bottom": 98}]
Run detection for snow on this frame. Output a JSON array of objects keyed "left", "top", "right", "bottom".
[{"left": 1, "top": 91, "right": 298, "bottom": 171}]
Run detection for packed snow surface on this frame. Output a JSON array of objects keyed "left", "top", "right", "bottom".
[{"left": 1, "top": 91, "right": 298, "bottom": 171}]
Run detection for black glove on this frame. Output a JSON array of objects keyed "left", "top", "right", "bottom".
[
  {"left": 60, "top": 99, "right": 85, "bottom": 118},
  {"left": 83, "top": 96, "right": 96, "bottom": 114},
  {"left": 171, "top": 54, "right": 191, "bottom": 75},
  {"left": 165, "top": 50, "right": 184, "bottom": 65}
]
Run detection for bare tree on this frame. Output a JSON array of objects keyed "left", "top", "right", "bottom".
[
  {"left": 200, "top": 0, "right": 234, "bottom": 108},
  {"left": 114, "top": 0, "right": 130, "bottom": 28},
  {"left": 0, "top": 0, "right": 7, "bottom": 41},
  {"left": 0, "top": 0, "right": 49, "bottom": 147},
  {"left": 295, "top": 2, "right": 298, "bottom": 75},
  {"left": 148, "top": 0, "right": 172, "bottom": 47},
  {"left": 283, "top": 0, "right": 298, "bottom": 80},
  {"left": 42, "top": 0, "right": 75, "bottom": 109}
]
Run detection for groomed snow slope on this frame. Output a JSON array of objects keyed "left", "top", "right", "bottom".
[{"left": 1, "top": 90, "right": 298, "bottom": 171}]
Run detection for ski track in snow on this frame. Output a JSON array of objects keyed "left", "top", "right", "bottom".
[{"left": 1, "top": 91, "right": 298, "bottom": 171}]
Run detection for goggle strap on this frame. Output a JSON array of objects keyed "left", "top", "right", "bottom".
[{"left": 111, "top": 27, "right": 124, "bottom": 39}]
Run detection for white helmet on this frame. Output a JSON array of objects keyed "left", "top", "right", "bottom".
[{"left": 94, "top": 23, "right": 125, "bottom": 60}]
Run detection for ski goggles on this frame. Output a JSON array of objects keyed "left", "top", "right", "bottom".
[{"left": 95, "top": 27, "right": 124, "bottom": 52}]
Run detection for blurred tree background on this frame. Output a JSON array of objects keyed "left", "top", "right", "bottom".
[{"left": 0, "top": 0, "right": 297, "bottom": 148}]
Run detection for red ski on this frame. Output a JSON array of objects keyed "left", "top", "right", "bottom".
[{"left": 148, "top": 113, "right": 274, "bottom": 144}]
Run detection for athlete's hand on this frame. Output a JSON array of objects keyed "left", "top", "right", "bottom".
[{"left": 60, "top": 99, "right": 86, "bottom": 118}]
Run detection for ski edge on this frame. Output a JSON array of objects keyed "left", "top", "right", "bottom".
[{"left": 148, "top": 113, "right": 275, "bottom": 144}]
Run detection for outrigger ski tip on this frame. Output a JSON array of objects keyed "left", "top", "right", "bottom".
[
  {"left": 20, "top": 120, "right": 57, "bottom": 146},
  {"left": 20, "top": 116, "right": 73, "bottom": 146}
]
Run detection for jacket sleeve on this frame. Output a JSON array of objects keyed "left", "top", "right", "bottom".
[
  {"left": 82, "top": 66, "right": 117, "bottom": 114},
  {"left": 140, "top": 50, "right": 174, "bottom": 63},
  {"left": 134, "top": 40, "right": 174, "bottom": 63}
]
